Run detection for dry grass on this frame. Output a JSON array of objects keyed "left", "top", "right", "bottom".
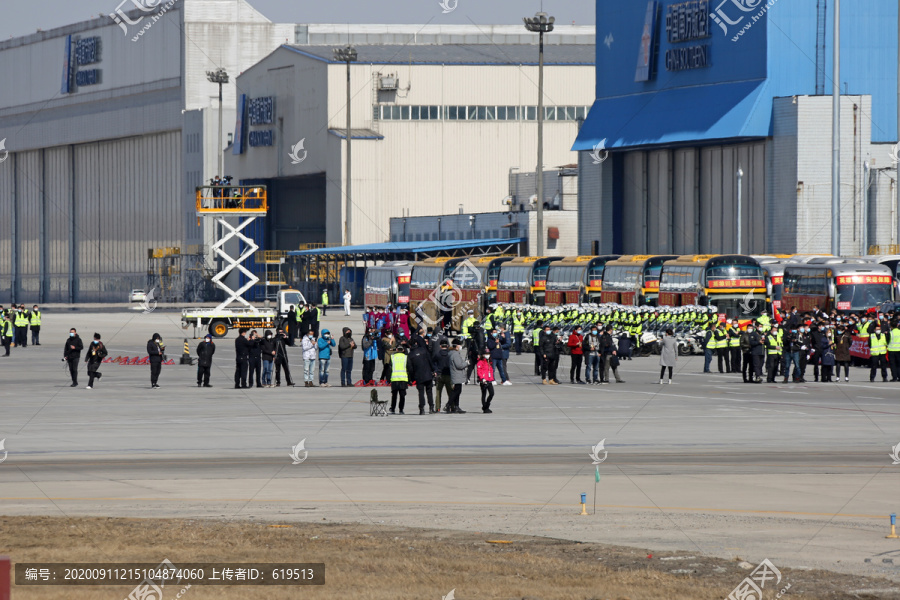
[{"left": 0, "top": 516, "right": 884, "bottom": 599}]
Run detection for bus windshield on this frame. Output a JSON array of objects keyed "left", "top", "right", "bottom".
[
  {"left": 499, "top": 266, "right": 531, "bottom": 289},
  {"left": 547, "top": 266, "right": 585, "bottom": 290},
  {"left": 835, "top": 283, "right": 893, "bottom": 311},
  {"left": 709, "top": 295, "right": 766, "bottom": 318},
  {"left": 532, "top": 265, "right": 550, "bottom": 286},
  {"left": 601, "top": 266, "right": 641, "bottom": 291},
  {"left": 707, "top": 264, "right": 765, "bottom": 282},
  {"left": 411, "top": 266, "right": 444, "bottom": 289},
  {"left": 644, "top": 265, "right": 663, "bottom": 285}
]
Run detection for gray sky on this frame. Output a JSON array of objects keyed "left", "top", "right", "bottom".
[{"left": 1, "top": 0, "right": 595, "bottom": 40}]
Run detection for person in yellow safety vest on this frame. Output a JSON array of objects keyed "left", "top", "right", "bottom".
[
  {"left": 857, "top": 316, "right": 872, "bottom": 339},
  {"left": 532, "top": 326, "right": 543, "bottom": 376},
  {"left": 764, "top": 327, "right": 782, "bottom": 383},
  {"left": 321, "top": 290, "right": 329, "bottom": 317},
  {"left": 461, "top": 311, "right": 476, "bottom": 340},
  {"left": 1, "top": 314, "right": 13, "bottom": 356},
  {"left": 389, "top": 347, "right": 409, "bottom": 414},
  {"left": 512, "top": 310, "right": 525, "bottom": 355},
  {"left": 14, "top": 306, "right": 29, "bottom": 348},
  {"left": 869, "top": 324, "right": 889, "bottom": 382},
  {"left": 756, "top": 313, "right": 771, "bottom": 334},
  {"left": 482, "top": 310, "right": 494, "bottom": 333},
  {"left": 712, "top": 323, "right": 730, "bottom": 373},
  {"left": 727, "top": 319, "right": 741, "bottom": 374},
  {"left": 888, "top": 321, "right": 900, "bottom": 382},
  {"left": 29, "top": 304, "right": 42, "bottom": 346}
]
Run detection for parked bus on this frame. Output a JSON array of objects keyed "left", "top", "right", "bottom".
[
  {"left": 755, "top": 255, "right": 833, "bottom": 312},
  {"left": 658, "top": 254, "right": 767, "bottom": 319},
  {"left": 464, "top": 256, "right": 515, "bottom": 313},
  {"left": 782, "top": 261, "right": 895, "bottom": 313},
  {"left": 544, "top": 255, "right": 621, "bottom": 306},
  {"left": 408, "top": 257, "right": 467, "bottom": 327},
  {"left": 497, "top": 256, "right": 562, "bottom": 306},
  {"left": 364, "top": 261, "right": 412, "bottom": 308},
  {"left": 599, "top": 255, "right": 677, "bottom": 306}
]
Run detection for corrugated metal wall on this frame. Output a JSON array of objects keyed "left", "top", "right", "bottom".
[{"left": 0, "top": 131, "right": 182, "bottom": 304}]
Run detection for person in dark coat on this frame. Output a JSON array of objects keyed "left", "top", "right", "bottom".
[
  {"left": 260, "top": 330, "right": 276, "bottom": 387},
  {"left": 808, "top": 323, "right": 823, "bottom": 382},
  {"left": 274, "top": 328, "right": 295, "bottom": 386},
  {"left": 820, "top": 328, "right": 836, "bottom": 382},
  {"left": 617, "top": 333, "right": 633, "bottom": 360},
  {"left": 286, "top": 305, "right": 297, "bottom": 346},
  {"left": 147, "top": 333, "right": 164, "bottom": 389},
  {"left": 833, "top": 325, "right": 852, "bottom": 382},
  {"left": 338, "top": 327, "right": 357, "bottom": 387},
  {"left": 63, "top": 328, "right": 84, "bottom": 387},
  {"left": 234, "top": 328, "right": 251, "bottom": 389},
  {"left": 408, "top": 340, "right": 436, "bottom": 414},
  {"left": 433, "top": 340, "right": 452, "bottom": 412},
  {"left": 540, "top": 326, "right": 561, "bottom": 384},
  {"left": 196, "top": 335, "right": 215, "bottom": 387},
  {"left": 248, "top": 330, "right": 263, "bottom": 388},
  {"left": 746, "top": 323, "right": 765, "bottom": 383},
  {"left": 84, "top": 333, "right": 107, "bottom": 389}
]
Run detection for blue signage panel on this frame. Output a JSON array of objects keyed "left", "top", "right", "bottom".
[
  {"left": 248, "top": 130, "right": 274, "bottom": 147},
  {"left": 634, "top": 1, "right": 658, "bottom": 82},
  {"left": 248, "top": 97, "right": 275, "bottom": 126},
  {"left": 233, "top": 94, "right": 247, "bottom": 155},
  {"left": 61, "top": 35, "right": 73, "bottom": 95}
]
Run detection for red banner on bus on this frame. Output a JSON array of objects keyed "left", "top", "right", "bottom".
[
  {"left": 771, "top": 276, "right": 783, "bottom": 285},
  {"left": 708, "top": 279, "right": 765, "bottom": 288},
  {"left": 645, "top": 280, "right": 660, "bottom": 290},
  {"left": 588, "top": 279, "right": 603, "bottom": 288},
  {"left": 836, "top": 275, "right": 891, "bottom": 285}
]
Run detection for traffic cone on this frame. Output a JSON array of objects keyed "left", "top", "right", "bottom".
[{"left": 180, "top": 338, "right": 193, "bottom": 365}]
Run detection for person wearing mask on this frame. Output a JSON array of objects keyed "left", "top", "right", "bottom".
[
  {"left": 311, "top": 304, "right": 323, "bottom": 338},
  {"left": 888, "top": 319, "right": 900, "bottom": 382},
  {"left": 389, "top": 346, "right": 410, "bottom": 414},
  {"left": 321, "top": 289, "right": 329, "bottom": 316},
  {"left": 63, "top": 328, "right": 83, "bottom": 387},
  {"left": 338, "top": 327, "right": 357, "bottom": 387},
  {"left": 808, "top": 323, "right": 823, "bottom": 382},
  {"left": 541, "top": 325, "right": 559, "bottom": 385},
  {"left": 786, "top": 306, "right": 802, "bottom": 331},
  {"left": 84, "top": 333, "right": 107, "bottom": 389},
  {"left": 247, "top": 330, "right": 263, "bottom": 388},
  {"left": 260, "top": 329, "right": 276, "bottom": 387},
  {"left": 532, "top": 322, "right": 544, "bottom": 376},
  {"left": 512, "top": 309, "right": 525, "bottom": 355},
  {"left": 147, "top": 333, "right": 165, "bottom": 389},
  {"left": 486, "top": 329, "right": 506, "bottom": 385},
  {"left": 764, "top": 325, "right": 782, "bottom": 383},
  {"left": 408, "top": 339, "right": 436, "bottom": 414},
  {"left": 29, "top": 305, "right": 41, "bottom": 346},
  {"left": 820, "top": 327, "right": 836, "bottom": 383},
  {"left": 380, "top": 332, "right": 396, "bottom": 383},
  {"left": 447, "top": 338, "right": 468, "bottom": 414},
  {"left": 869, "top": 324, "right": 889, "bottom": 382},
  {"left": 300, "top": 303, "right": 314, "bottom": 338},
  {"left": 196, "top": 335, "right": 215, "bottom": 387},
  {"left": 274, "top": 329, "right": 295, "bottom": 387},
  {"left": 600, "top": 325, "right": 625, "bottom": 384},
  {"left": 287, "top": 305, "right": 297, "bottom": 346},
  {"left": 499, "top": 325, "right": 512, "bottom": 385},
  {"left": 14, "top": 305, "right": 29, "bottom": 348},
  {"left": 659, "top": 328, "right": 677, "bottom": 384},
  {"left": 344, "top": 289, "right": 352, "bottom": 316},
  {"left": 2, "top": 314, "right": 13, "bottom": 357},
  {"left": 476, "top": 351, "right": 495, "bottom": 413},
  {"left": 567, "top": 326, "right": 585, "bottom": 384},
  {"left": 746, "top": 323, "right": 764, "bottom": 383},
  {"left": 713, "top": 323, "right": 730, "bottom": 373},
  {"left": 316, "top": 329, "right": 336, "bottom": 387},
  {"left": 234, "top": 328, "right": 251, "bottom": 389},
  {"left": 833, "top": 324, "right": 852, "bottom": 382},
  {"left": 583, "top": 326, "right": 602, "bottom": 385},
  {"left": 301, "top": 330, "right": 318, "bottom": 387},
  {"left": 361, "top": 330, "right": 379, "bottom": 385},
  {"left": 783, "top": 327, "right": 804, "bottom": 383},
  {"left": 796, "top": 325, "right": 811, "bottom": 381},
  {"left": 728, "top": 320, "right": 742, "bottom": 374},
  {"left": 702, "top": 326, "right": 714, "bottom": 373},
  {"left": 433, "top": 340, "right": 452, "bottom": 412}
]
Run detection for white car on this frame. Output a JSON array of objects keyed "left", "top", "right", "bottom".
[{"left": 129, "top": 289, "right": 148, "bottom": 303}]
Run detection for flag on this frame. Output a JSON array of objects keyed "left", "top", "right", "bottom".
[{"left": 595, "top": 466, "right": 600, "bottom": 482}]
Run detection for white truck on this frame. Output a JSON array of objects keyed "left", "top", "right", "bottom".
[{"left": 182, "top": 289, "right": 306, "bottom": 338}]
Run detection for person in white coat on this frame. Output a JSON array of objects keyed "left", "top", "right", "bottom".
[
  {"left": 343, "top": 289, "right": 352, "bottom": 316},
  {"left": 659, "top": 328, "right": 677, "bottom": 384}
]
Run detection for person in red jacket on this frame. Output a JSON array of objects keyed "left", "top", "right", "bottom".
[
  {"left": 567, "top": 326, "right": 586, "bottom": 384},
  {"left": 476, "top": 352, "right": 495, "bottom": 413}
]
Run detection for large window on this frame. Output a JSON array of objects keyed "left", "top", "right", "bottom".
[
  {"left": 532, "top": 265, "right": 550, "bottom": 286},
  {"left": 835, "top": 283, "right": 893, "bottom": 311},
  {"left": 365, "top": 269, "right": 393, "bottom": 292},
  {"left": 377, "top": 104, "right": 589, "bottom": 122},
  {"left": 411, "top": 266, "right": 445, "bottom": 289},
  {"left": 547, "top": 265, "right": 587, "bottom": 290},
  {"left": 601, "top": 266, "right": 642, "bottom": 291},
  {"left": 784, "top": 269, "right": 828, "bottom": 295},
  {"left": 499, "top": 266, "right": 532, "bottom": 289},
  {"left": 660, "top": 266, "right": 704, "bottom": 291}
]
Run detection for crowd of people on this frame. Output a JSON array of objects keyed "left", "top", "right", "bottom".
[{"left": 0, "top": 304, "right": 42, "bottom": 355}]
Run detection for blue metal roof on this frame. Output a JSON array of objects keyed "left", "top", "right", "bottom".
[
  {"left": 573, "top": 79, "right": 770, "bottom": 151},
  {"left": 288, "top": 238, "right": 526, "bottom": 257}
]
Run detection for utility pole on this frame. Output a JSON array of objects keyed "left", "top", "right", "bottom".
[
  {"left": 334, "top": 45, "right": 358, "bottom": 246},
  {"left": 736, "top": 166, "right": 743, "bottom": 254},
  {"left": 206, "top": 68, "right": 229, "bottom": 178},
  {"left": 831, "top": 0, "right": 841, "bottom": 255}
]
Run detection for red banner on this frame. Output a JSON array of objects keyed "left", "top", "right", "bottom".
[
  {"left": 588, "top": 279, "right": 603, "bottom": 288},
  {"left": 533, "top": 280, "right": 547, "bottom": 289},
  {"left": 850, "top": 335, "right": 871, "bottom": 359},
  {"left": 837, "top": 275, "right": 892, "bottom": 285},
  {"left": 397, "top": 275, "right": 411, "bottom": 284},
  {"left": 708, "top": 279, "right": 765, "bottom": 288},
  {"left": 771, "top": 276, "right": 783, "bottom": 285},
  {"left": 644, "top": 280, "right": 660, "bottom": 290}
]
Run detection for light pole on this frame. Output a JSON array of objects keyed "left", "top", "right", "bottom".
[
  {"left": 831, "top": 0, "right": 841, "bottom": 255},
  {"left": 206, "top": 68, "right": 229, "bottom": 178},
  {"left": 736, "top": 166, "right": 743, "bottom": 254},
  {"left": 334, "top": 45, "right": 358, "bottom": 246},
  {"left": 524, "top": 11, "right": 554, "bottom": 256}
]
